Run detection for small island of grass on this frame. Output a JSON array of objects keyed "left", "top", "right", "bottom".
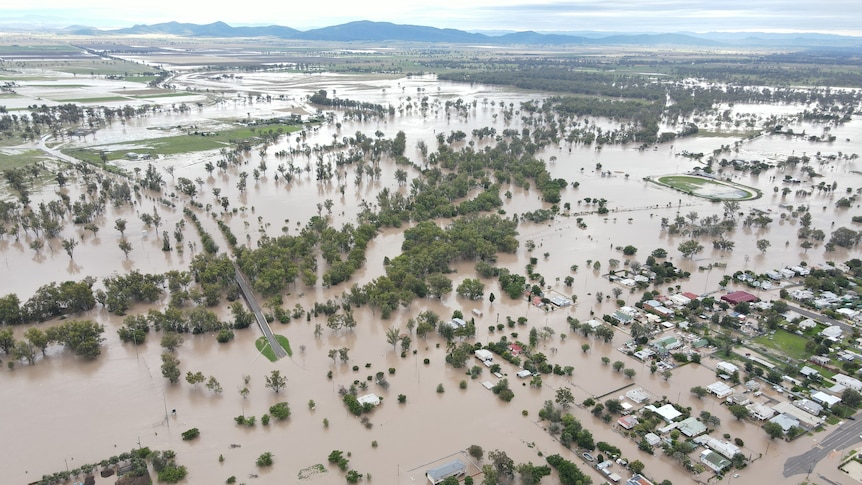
[
  {"left": 255, "top": 335, "right": 292, "bottom": 362},
  {"left": 653, "top": 174, "right": 761, "bottom": 201}
]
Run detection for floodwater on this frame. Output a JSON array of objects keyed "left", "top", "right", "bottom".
[{"left": 2, "top": 65, "right": 862, "bottom": 485}]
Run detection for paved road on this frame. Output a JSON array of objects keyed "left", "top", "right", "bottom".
[
  {"left": 234, "top": 267, "right": 287, "bottom": 360},
  {"left": 786, "top": 304, "right": 853, "bottom": 334},
  {"left": 783, "top": 414, "right": 862, "bottom": 477}
]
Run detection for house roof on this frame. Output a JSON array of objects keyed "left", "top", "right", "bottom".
[
  {"left": 618, "top": 415, "right": 639, "bottom": 429},
  {"left": 721, "top": 291, "right": 759, "bottom": 304},
  {"left": 646, "top": 403, "right": 682, "bottom": 422},
  {"left": 770, "top": 413, "right": 800, "bottom": 432},
  {"left": 427, "top": 460, "right": 466, "bottom": 483},
  {"left": 701, "top": 450, "right": 731, "bottom": 471},
  {"left": 678, "top": 417, "right": 707, "bottom": 437}
]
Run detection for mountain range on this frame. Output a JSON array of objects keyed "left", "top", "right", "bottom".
[{"left": 58, "top": 20, "right": 862, "bottom": 48}]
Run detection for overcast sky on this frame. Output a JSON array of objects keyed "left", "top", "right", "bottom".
[{"left": 5, "top": 0, "right": 862, "bottom": 35}]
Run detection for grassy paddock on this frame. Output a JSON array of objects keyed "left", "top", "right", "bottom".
[
  {"left": 753, "top": 329, "right": 811, "bottom": 361},
  {"left": 255, "top": 335, "right": 292, "bottom": 362},
  {"left": 654, "top": 174, "right": 760, "bottom": 201},
  {"left": 63, "top": 123, "right": 303, "bottom": 161}
]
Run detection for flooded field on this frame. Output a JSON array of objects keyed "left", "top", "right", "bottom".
[{"left": 1, "top": 50, "right": 862, "bottom": 485}]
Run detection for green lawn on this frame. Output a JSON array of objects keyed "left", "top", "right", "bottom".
[
  {"left": 753, "top": 329, "right": 811, "bottom": 361},
  {"left": 55, "top": 96, "right": 128, "bottom": 103},
  {"left": 0, "top": 150, "right": 52, "bottom": 169},
  {"left": 63, "top": 123, "right": 302, "bottom": 161},
  {"left": 255, "top": 335, "right": 292, "bottom": 362}
]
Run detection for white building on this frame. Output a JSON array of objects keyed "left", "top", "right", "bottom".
[
  {"left": 474, "top": 349, "right": 494, "bottom": 362},
  {"left": 821, "top": 325, "right": 843, "bottom": 341},
  {"left": 707, "top": 381, "right": 734, "bottom": 399},
  {"left": 834, "top": 374, "right": 862, "bottom": 392},
  {"left": 716, "top": 362, "right": 739, "bottom": 374},
  {"left": 811, "top": 391, "right": 841, "bottom": 408}
]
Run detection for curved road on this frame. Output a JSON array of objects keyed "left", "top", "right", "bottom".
[{"left": 783, "top": 414, "right": 862, "bottom": 477}]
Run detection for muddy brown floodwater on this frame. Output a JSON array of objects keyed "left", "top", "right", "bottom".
[{"left": 1, "top": 68, "right": 861, "bottom": 485}]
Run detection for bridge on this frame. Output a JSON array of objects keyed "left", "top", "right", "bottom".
[{"left": 234, "top": 266, "right": 288, "bottom": 360}]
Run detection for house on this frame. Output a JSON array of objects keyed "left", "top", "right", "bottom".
[
  {"left": 651, "top": 336, "right": 681, "bottom": 353},
  {"left": 769, "top": 413, "right": 800, "bottom": 432},
  {"left": 677, "top": 417, "right": 707, "bottom": 437},
  {"left": 682, "top": 292, "right": 699, "bottom": 301},
  {"left": 748, "top": 403, "right": 775, "bottom": 421},
  {"left": 716, "top": 362, "right": 739, "bottom": 374},
  {"left": 626, "top": 387, "right": 651, "bottom": 404},
  {"left": 703, "top": 437, "right": 741, "bottom": 459},
  {"left": 789, "top": 265, "right": 810, "bottom": 276},
  {"left": 618, "top": 415, "right": 639, "bottom": 430},
  {"left": 670, "top": 294, "right": 691, "bottom": 307},
  {"left": 516, "top": 369, "right": 533, "bottom": 378},
  {"left": 426, "top": 460, "right": 466, "bottom": 485},
  {"left": 645, "top": 403, "right": 682, "bottom": 422},
  {"left": 793, "top": 399, "right": 823, "bottom": 416},
  {"left": 721, "top": 291, "right": 759, "bottom": 305},
  {"left": 707, "top": 381, "right": 734, "bottom": 399},
  {"left": 509, "top": 343, "right": 524, "bottom": 356},
  {"left": 700, "top": 450, "right": 731, "bottom": 473},
  {"left": 549, "top": 296, "right": 572, "bottom": 307},
  {"left": 626, "top": 475, "right": 655, "bottom": 485},
  {"left": 821, "top": 325, "right": 843, "bottom": 341},
  {"left": 779, "top": 268, "right": 796, "bottom": 279},
  {"left": 472, "top": 309, "right": 483, "bottom": 317},
  {"left": 811, "top": 391, "right": 841, "bottom": 408},
  {"left": 633, "top": 349, "right": 656, "bottom": 361},
  {"left": 448, "top": 318, "right": 467, "bottom": 329},
  {"left": 474, "top": 349, "right": 494, "bottom": 362},
  {"left": 357, "top": 394, "right": 381, "bottom": 407},
  {"left": 791, "top": 289, "right": 815, "bottom": 301},
  {"left": 612, "top": 310, "right": 634, "bottom": 325},
  {"left": 643, "top": 300, "right": 673, "bottom": 318},
  {"left": 644, "top": 433, "right": 662, "bottom": 447},
  {"left": 798, "top": 318, "right": 817, "bottom": 330}
]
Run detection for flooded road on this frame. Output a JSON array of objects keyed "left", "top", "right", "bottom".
[{"left": 2, "top": 68, "right": 861, "bottom": 485}]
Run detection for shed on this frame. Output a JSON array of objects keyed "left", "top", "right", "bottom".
[
  {"left": 516, "top": 369, "right": 533, "bottom": 378},
  {"left": 472, "top": 309, "right": 483, "bottom": 317},
  {"left": 716, "top": 362, "right": 739, "bottom": 374},
  {"left": 721, "top": 291, "right": 759, "bottom": 305},
  {"left": 426, "top": 460, "right": 466, "bottom": 485}
]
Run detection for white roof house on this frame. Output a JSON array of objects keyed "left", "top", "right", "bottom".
[
  {"left": 798, "top": 318, "right": 817, "bottom": 329},
  {"left": 516, "top": 369, "right": 533, "bottom": 378},
  {"left": 716, "top": 362, "right": 739, "bottom": 374},
  {"left": 703, "top": 437, "right": 741, "bottom": 459},
  {"left": 670, "top": 294, "right": 691, "bottom": 306},
  {"left": 644, "top": 433, "right": 662, "bottom": 446},
  {"left": 811, "top": 391, "right": 841, "bottom": 408},
  {"left": 645, "top": 403, "right": 682, "bottom": 422},
  {"left": 357, "top": 394, "right": 381, "bottom": 406},
  {"left": 821, "top": 325, "right": 843, "bottom": 341},
  {"left": 834, "top": 374, "right": 862, "bottom": 391},
  {"left": 474, "top": 349, "right": 494, "bottom": 362},
  {"left": 748, "top": 403, "right": 776, "bottom": 421},
  {"left": 707, "top": 381, "right": 734, "bottom": 399}
]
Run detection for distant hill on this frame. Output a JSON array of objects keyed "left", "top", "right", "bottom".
[{"left": 64, "top": 20, "right": 862, "bottom": 48}]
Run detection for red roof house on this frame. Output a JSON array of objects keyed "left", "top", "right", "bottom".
[{"left": 721, "top": 291, "right": 759, "bottom": 305}]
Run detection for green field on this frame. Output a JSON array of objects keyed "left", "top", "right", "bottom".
[
  {"left": 655, "top": 174, "right": 760, "bottom": 201},
  {"left": 63, "top": 123, "right": 303, "bottom": 162},
  {"left": 255, "top": 335, "right": 292, "bottom": 362},
  {"left": 0, "top": 150, "right": 53, "bottom": 170},
  {"left": 753, "top": 329, "right": 811, "bottom": 361}
]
